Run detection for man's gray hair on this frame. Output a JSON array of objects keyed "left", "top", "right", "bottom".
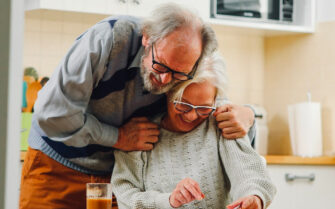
[
  {"left": 170, "top": 52, "right": 228, "bottom": 102},
  {"left": 142, "top": 3, "right": 218, "bottom": 59}
]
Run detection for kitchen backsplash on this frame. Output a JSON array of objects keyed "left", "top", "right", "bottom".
[
  {"left": 264, "top": 21, "right": 335, "bottom": 155},
  {"left": 24, "top": 10, "right": 107, "bottom": 78}
]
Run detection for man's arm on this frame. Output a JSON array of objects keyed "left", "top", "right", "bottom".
[
  {"left": 214, "top": 99, "right": 256, "bottom": 141},
  {"left": 34, "top": 21, "right": 119, "bottom": 148}
]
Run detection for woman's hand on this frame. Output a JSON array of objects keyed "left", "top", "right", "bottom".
[
  {"left": 226, "top": 195, "right": 263, "bottom": 209},
  {"left": 169, "top": 178, "right": 205, "bottom": 208}
]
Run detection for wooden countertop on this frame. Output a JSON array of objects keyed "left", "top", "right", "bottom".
[
  {"left": 264, "top": 155, "right": 335, "bottom": 165},
  {"left": 20, "top": 151, "right": 335, "bottom": 165}
]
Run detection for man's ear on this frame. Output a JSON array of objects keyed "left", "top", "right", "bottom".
[{"left": 142, "top": 32, "right": 150, "bottom": 47}]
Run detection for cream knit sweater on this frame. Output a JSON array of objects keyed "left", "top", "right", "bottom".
[{"left": 111, "top": 116, "right": 276, "bottom": 209}]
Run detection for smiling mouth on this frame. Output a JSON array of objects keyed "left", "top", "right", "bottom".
[
  {"left": 150, "top": 73, "right": 165, "bottom": 87},
  {"left": 179, "top": 115, "right": 194, "bottom": 124}
]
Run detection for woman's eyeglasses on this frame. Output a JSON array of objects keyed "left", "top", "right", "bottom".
[{"left": 173, "top": 100, "right": 216, "bottom": 116}]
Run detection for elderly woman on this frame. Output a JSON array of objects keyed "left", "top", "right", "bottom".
[{"left": 111, "top": 53, "right": 276, "bottom": 209}]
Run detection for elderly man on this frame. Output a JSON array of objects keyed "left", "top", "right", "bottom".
[{"left": 20, "top": 3, "right": 255, "bottom": 209}]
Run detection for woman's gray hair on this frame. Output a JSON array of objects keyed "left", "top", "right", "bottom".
[
  {"left": 170, "top": 52, "right": 228, "bottom": 102},
  {"left": 142, "top": 3, "right": 217, "bottom": 58}
]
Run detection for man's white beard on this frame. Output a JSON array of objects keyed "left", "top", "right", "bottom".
[{"left": 140, "top": 53, "right": 178, "bottom": 95}]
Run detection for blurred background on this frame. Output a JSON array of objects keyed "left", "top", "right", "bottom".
[{"left": 1, "top": 0, "right": 335, "bottom": 209}]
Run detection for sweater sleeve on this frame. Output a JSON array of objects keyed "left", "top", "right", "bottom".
[
  {"left": 111, "top": 150, "right": 174, "bottom": 209},
  {"left": 218, "top": 134, "right": 276, "bottom": 208},
  {"left": 33, "top": 21, "right": 119, "bottom": 147}
]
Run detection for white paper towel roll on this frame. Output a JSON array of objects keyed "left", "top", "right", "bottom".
[{"left": 288, "top": 102, "right": 323, "bottom": 157}]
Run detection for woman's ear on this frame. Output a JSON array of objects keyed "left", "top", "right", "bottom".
[{"left": 142, "top": 32, "right": 150, "bottom": 47}]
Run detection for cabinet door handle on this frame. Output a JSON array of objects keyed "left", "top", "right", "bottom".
[
  {"left": 119, "top": 0, "right": 126, "bottom": 3},
  {"left": 133, "top": 0, "right": 140, "bottom": 5},
  {"left": 285, "top": 173, "right": 315, "bottom": 182}
]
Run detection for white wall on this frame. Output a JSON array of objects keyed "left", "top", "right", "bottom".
[
  {"left": 0, "top": 0, "right": 24, "bottom": 208},
  {"left": 317, "top": 0, "right": 335, "bottom": 22}
]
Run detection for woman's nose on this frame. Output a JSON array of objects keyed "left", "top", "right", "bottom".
[
  {"left": 183, "top": 109, "right": 198, "bottom": 122},
  {"left": 159, "top": 73, "right": 172, "bottom": 85}
]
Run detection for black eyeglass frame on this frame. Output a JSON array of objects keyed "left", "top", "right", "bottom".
[
  {"left": 173, "top": 100, "right": 216, "bottom": 116},
  {"left": 151, "top": 43, "right": 198, "bottom": 81}
]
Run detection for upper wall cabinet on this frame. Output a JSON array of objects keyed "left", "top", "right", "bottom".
[
  {"left": 25, "top": 0, "right": 315, "bottom": 36},
  {"left": 24, "top": 0, "right": 209, "bottom": 19},
  {"left": 25, "top": 0, "right": 128, "bottom": 15},
  {"left": 209, "top": 0, "right": 316, "bottom": 35}
]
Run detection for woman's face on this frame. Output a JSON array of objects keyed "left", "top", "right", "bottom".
[{"left": 166, "top": 81, "right": 216, "bottom": 132}]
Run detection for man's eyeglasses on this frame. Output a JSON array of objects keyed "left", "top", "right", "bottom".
[
  {"left": 151, "top": 43, "right": 197, "bottom": 81},
  {"left": 173, "top": 100, "right": 216, "bottom": 116}
]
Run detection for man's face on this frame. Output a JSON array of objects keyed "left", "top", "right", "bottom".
[{"left": 140, "top": 28, "right": 202, "bottom": 94}]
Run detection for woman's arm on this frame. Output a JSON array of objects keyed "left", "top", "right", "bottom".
[
  {"left": 111, "top": 150, "right": 174, "bottom": 209},
  {"left": 218, "top": 134, "right": 276, "bottom": 209}
]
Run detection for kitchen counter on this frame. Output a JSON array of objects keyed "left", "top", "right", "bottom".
[
  {"left": 265, "top": 155, "right": 335, "bottom": 165},
  {"left": 21, "top": 151, "right": 335, "bottom": 165}
]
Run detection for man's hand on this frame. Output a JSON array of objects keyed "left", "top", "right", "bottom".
[
  {"left": 113, "top": 117, "right": 159, "bottom": 151},
  {"left": 169, "top": 178, "right": 205, "bottom": 208},
  {"left": 226, "top": 195, "right": 263, "bottom": 209},
  {"left": 213, "top": 104, "right": 254, "bottom": 139}
]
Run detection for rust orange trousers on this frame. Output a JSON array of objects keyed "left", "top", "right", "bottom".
[{"left": 20, "top": 147, "right": 112, "bottom": 209}]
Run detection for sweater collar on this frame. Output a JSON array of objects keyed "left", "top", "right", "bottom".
[{"left": 128, "top": 46, "right": 144, "bottom": 70}]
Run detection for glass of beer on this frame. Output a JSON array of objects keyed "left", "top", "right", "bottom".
[{"left": 87, "top": 183, "right": 112, "bottom": 209}]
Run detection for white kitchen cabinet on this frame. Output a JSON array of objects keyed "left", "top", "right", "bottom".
[
  {"left": 106, "top": 0, "right": 134, "bottom": 16},
  {"left": 24, "top": 0, "right": 210, "bottom": 20},
  {"left": 24, "top": 0, "right": 315, "bottom": 35},
  {"left": 125, "top": 0, "right": 211, "bottom": 23},
  {"left": 267, "top": 164, "right": 335, "bottom": 209},
  {"left": 164, "top": 0, "right": 210, "bottom": 21},
  {"left": 24, "top": 0, "right": 163, "bottom": 16},
  {"left": 126, "top": 0, "right": 163, "bottom": 18},
  {"left": 25, "top": 0, "right": 111, "bottom": 15}
]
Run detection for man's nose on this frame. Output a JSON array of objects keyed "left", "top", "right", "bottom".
[
  {"left": 159, "top": 73, "right": 172, "bottom": 85},
  {"left": 184, "top": 109, "right": 198, "bottom": 122}
]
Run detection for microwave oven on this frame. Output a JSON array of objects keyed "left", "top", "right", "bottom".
[{"left": 211, "top": 0, "right": 294, "bottom": 22}]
